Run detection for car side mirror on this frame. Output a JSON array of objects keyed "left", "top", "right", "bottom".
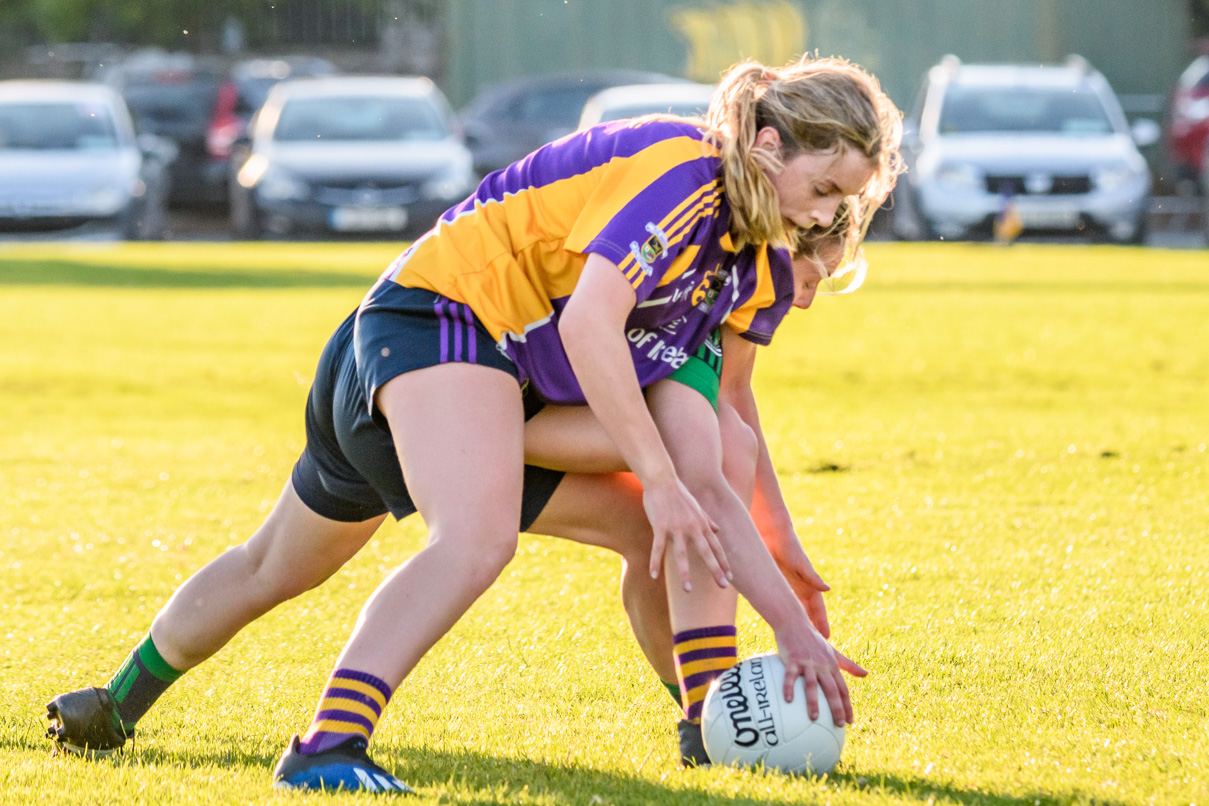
[{"left": 1130, "top": 118, "right": 1160, "bottom": 148}]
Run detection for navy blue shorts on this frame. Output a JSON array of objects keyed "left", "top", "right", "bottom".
[{"left": 290, "top": 282, "right": 564, "bottom": 526}]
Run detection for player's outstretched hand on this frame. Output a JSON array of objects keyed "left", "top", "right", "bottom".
[
  {"left": 769, "top": 538, "right": 832, "bottom": 638},
  {"left": 643, "top": 477, "right": 731, "bottom": 591},
  {"left": 773, "top": 618, "right": 867, "bottom": 728}
]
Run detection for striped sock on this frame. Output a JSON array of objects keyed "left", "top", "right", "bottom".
[
  {"left": 673, "top": 625, "right": 737, "bottom": 724},
  {"left": 105, "top": 632, "right": 185, "bottom": 733},
  {"left": 298, "top": 669, "right": 392, "bottom": 755}
]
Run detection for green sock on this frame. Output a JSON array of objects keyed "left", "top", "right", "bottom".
[
  {"left": 663, "top": 680, "right": 682, "bottom": 708},
  {"left": 105, "top": 633, "right": 185, "bottom": 732}
]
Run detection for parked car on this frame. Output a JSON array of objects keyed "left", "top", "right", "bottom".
[
  {"left": 229, "top": 76, "right": 476, "bottom": 239},
  {"left": 577, "top": 82, "right": 716, "bottom": 129},
  {"left": 205, "top": 56, "right": 338, "bottom": 198},
  {"left": 103, "top": 51, "right": 337, "bottom": 208},
  {"left": 891, "top": 55, "right": 1157, "bottom": 243},
  {"left": 100, "top": 50, "right": 226, "bottom": 206},
  {"left": 459, "top": 69, "right": 685, "bottom": 175},
  {"left": 1166, "top": 52, "right": 1209, "bottom": 186},
  {"left": 0, "top": 80, "right": 172, "bottom": 239}
]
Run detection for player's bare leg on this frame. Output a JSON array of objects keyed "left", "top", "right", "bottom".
[
  {"left": 153, "top": 481, "right": 386, "bottom": 669},
  {"left": 46, "top": 480, "right": 384, "bottom": 756}
]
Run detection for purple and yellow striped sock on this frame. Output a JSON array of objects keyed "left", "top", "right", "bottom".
[
  {"left": 673, "top": 625, "right": 738, "bottom": 724},
  {"left": 298, "top": 669, "right": 392, "bottom": 755}
]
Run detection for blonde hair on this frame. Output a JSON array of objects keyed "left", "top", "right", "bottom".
[{"left": 705, "top": 55, "right": 903, "bottom": 251}]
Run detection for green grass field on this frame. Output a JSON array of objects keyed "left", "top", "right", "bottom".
[{"left": 1, "top": 241, "right": 1205, "bottom": 805}]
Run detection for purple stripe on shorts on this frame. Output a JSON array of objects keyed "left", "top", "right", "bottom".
[
  {"left": 451, "top": 300, "right": 463, "bottom": 362},
  {"left": 435, "top": 298, "right": 450, "bottom": 363},
  {"left": 673, "top": 625, "right": 737, "bottom": 644},
  {"left": 683, "top": 669, "right": 728, "bottom": 692},
  {"left": 462, "top": 304, "right": 477, "bottom": 363},
  {"left": 678, "top": 646, "right": 738, "bottom": 664}
]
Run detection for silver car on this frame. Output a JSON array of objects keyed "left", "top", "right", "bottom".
[
  {"left": 891, "top": 56, "right": 1157, "bottom": 243},
  {"left": 577, "top": 82, "right": 717, "bottom": 129},
  {"left": 0, "top": 80, "right": 172, "bottom": 240},
  {"left": 229, "top": 76, "right": 476, "bottom": 239}
]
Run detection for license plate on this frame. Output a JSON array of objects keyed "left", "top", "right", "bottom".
[
  {"left": 329, "top": 206, "right": 408, "bottom": 232},
  {"left": 1017, "top": 204, "right": 1079, "bottom": 229}
]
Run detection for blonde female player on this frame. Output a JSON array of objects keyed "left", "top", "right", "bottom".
[
  {"left": 44, "top": 56, "right": 900, "bottom": 791},
  {"left": 523, "top": 222, "right": 863, "bottom": 767}
]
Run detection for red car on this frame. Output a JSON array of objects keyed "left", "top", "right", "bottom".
[{"left": 1166, "top": 47, "right": 1209, "bottom": 185}]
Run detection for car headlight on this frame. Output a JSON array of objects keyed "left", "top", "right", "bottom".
[
  {"left": 1090, "top": 161, "right": 1140, "bottom": 193},
  {"left": 934, "top": 162, "right": 983, "bottom": 192},
  {"left": 78, "top": 186, "right": 127, "bottom": 215},
  {"left": 421, "top": 160, "right": 474, "bottom": 201},
  {"left": 257, "top": 167, "right": 310, "bottom": 202}
]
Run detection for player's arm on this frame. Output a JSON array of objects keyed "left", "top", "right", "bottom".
[
  {"left": 719, "top": 326, "right": 836, "bottom": 639},
  {"left": 647, "top": 378, "right": 857, "bottom": 723},
  {"left": 559, "top": 252, "right": 731, "bottom": 591}
]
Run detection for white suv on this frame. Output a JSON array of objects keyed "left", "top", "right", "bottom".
[{"left": 891, "top": 55, "right": 1159, "bottom": 243}]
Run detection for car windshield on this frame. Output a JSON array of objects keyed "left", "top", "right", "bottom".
[
  {"left": 0, "top": 102, "right": 120, "bottom": 150},
  {"left": 938, "top": 85, "right": 1114, "bottom": 135},
  {"left": 122, "top": 80, "right": 220, "bottom": 128},
  {"left": 513, "top": 86, "right": 601, "bottom": 126},
  {"left": 274, "top": 95, "right": 448, "bottom": 142}
]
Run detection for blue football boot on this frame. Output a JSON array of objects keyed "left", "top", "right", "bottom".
[{"left": 273, "top": 735, "right": 413, "bottom": 794}]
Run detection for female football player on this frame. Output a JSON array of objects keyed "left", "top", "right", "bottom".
[{"left": 45, "top": 55, "right": 900, "bottom": 792}]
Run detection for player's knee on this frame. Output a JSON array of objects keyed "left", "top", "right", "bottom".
[{"left": 443, "top": 528, "right": 519, "bottom": 590}]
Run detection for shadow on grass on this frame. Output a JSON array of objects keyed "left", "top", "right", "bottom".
[
  {"left": 125, "top": 742, "right": 1130, "bottom": 805},
  {"left": 0, "top": 259, "right": 371, "bottom": 288},
  {"left": 7, "top": 734, "right": 1130, "bottom": 805}
]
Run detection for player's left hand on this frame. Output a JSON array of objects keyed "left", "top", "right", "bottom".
[{"left": 768, "top": 537, "right": 832, "bottom": 638}]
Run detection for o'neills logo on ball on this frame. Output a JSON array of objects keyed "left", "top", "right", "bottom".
[
  {"left": 718, "top": 666, "right": 760, "bottom": 747},
  {"left": 748, "top": 656, "right": 779, "bottom": 746}
]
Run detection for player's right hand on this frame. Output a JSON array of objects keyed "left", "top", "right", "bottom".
[
  {"left": 773, "top": 617, "right": 866, "bottom": 728},
  {"left": 642, "top": 477, "right": 731, "bottom": 591}
]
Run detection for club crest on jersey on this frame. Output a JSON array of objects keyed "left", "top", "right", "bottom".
[
  {"left": 693, "top": 263, "right": 732, "bottom": 312},
  {"left": 630, "top": 222, "right": 669, "bottom": 276}
]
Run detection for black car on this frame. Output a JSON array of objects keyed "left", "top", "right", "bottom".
[
  {"left": 103, "top": 51, "right": 334, "bottom": 207},
  {"left": 458, "top": 69, "right": 686, "bottom": 175}
]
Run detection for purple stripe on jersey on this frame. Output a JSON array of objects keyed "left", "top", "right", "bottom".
[
  {"left": 313, "top": 709, "right": 376, "bottom": 733},
  {"left": 324, "top": 686, "right": 384, "bottom": 715},
  {"left": 440, "top": 120, "right": 709, "bottom": 224},
  {"left": 435, "top": 298, "right": 450, "bottom": 363},
  {"left": 673, "top": 625, "right": 737, "bottom": 643},
  {"left": 682, "top": 669, "right": 728, "bottom": 692},
  {"left": 462, "top": 304, "right": 477, "bottom": 363},
  {"left": 678, "top": 646, "right": 738, "bottom": 664}
]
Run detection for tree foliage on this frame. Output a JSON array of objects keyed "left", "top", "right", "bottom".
[{"left": 0, "top": 0, "right": 387, "bottom": 50}]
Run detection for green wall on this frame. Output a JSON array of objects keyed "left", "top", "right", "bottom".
[{"left": 443, "top": 0, "right": 1194, "bottom": 119}]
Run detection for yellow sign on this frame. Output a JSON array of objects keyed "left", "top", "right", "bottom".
[{"left": 669, "top": 2, "right": 807, "bottom": 82}]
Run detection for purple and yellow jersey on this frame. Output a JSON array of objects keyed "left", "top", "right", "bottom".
[{"left": 378, "top": 118, "right": 794, "bottom": 404}]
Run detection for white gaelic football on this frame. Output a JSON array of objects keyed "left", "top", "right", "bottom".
[{"left": 701, "top": 653, "right": 845, "bottom": 775}]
